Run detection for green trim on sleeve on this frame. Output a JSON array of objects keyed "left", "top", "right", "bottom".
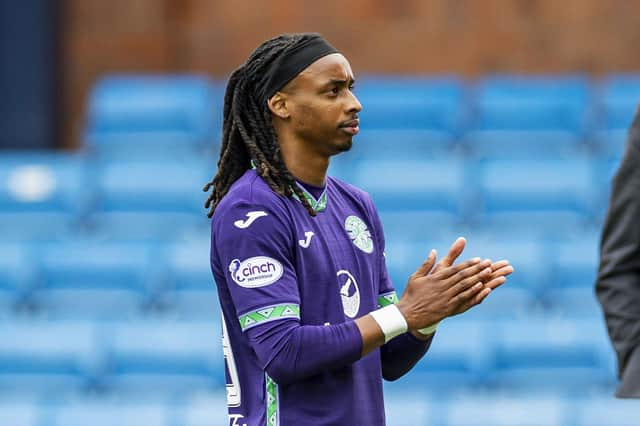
[
  {"left": 238, "top": 303, "right": 300, "bottom": 332},
  {"left": 377, "top": 291, "right": 399, "bottom": 308}
]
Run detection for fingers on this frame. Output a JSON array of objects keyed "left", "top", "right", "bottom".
[
  {"left": 484, "top": 275, "right": 507, "bottom": 290},
  {"left": 490, "top": 263, "right": 514, "bottom": 280},
  {"left": 452, "top": 281, "right": 484, "bottom": 305},
  {"left": 448, "top": 262, "right": 494, "bottom": 295},
  {"left": 436, "top": 257, "right": 486, "bottom": 280},
  {"left": 412, "top": 249, "right": 437, "bottom": 277},
  {"left": 433, "top": 237, "right": 466, "bottom": 272},
  {"left": 457, "top": 287, "right": 492, "bottom": 315}
]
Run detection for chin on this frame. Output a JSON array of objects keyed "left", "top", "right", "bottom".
[{"left": 333, "top": 138, "right": 353, "bottom": 154}]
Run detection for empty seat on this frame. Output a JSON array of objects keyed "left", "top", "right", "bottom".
[
  {"left": 51, "top": 400, "right": 172, "bottom": 426},
  {"left": 350, "top": 129, "right": 456, "bottom": 160},
  {"left": 472, "top": 75, "right": 589, "bottom": 133},
  {"left": 490, "top": 318, "right": 613, "bottom": 391},
  {"left": 84, "top": 74, "right": 219, "bottom": 160},
  {"left": 0, "top": 243, "right": 35, "bottom": 314},
  {"left": 403, "top": 319, "right": 490, "bottom": 390},
  {"left": 445, "top": 395, "right": 568, "bottom": 426},
  {"left": 0, "top": 400, "right": 42, "bottom": 426},
  {"left": 159, "top": 240, "right": 219, "bottom": 319},
  {"left": 356, "top": 76, "right": 465, "bottom": 135},
  {"left": 574, "top": 396, "right": 640, "bottom": 426},
  {"left": 383, "top": 390, "right": 437, "bottom": 426},
  {"left": 89, "top": 160, "right": 212, "bottom": 241},
  {"left": 352, "top": 158, "right": 468, "bottom": 214},
  {"left": 33, "top": 242, "right": 156, "bottom": 318},
  {"left": 178, "top": 392, "right": 229, "bottom": 426},
  {"left": 0, "top": 152, "right": 87, "bottom": 241},
  {"left": 476, "top": 159, "right": 595, "bottom": 236},
  {"left": 0, "top": 321, "right": 100, "bottom": 395},
  {"left": 102, "top": 321, "right": 223, "bottom": 395}
]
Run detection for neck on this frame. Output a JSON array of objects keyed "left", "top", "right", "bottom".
[{"left": 277, "top": 133, "right": 329, "bottom": 187}]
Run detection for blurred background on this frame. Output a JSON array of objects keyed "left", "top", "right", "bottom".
[{"left": 2, "top": 1, "right": 640, "bottom": 425}]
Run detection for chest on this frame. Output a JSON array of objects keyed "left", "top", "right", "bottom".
[{"left": 289, "top": 203, "right": 380, "bottom": 324}]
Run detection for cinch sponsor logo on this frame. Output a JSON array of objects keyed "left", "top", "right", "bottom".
[{"left": 228, "top": 256, "right": 284, "bottom": 288}]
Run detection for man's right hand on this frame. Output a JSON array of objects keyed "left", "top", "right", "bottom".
[{"left": 396, "top": 238, "right": 512, "bottom": 331}]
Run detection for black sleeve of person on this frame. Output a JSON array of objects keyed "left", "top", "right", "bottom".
[{"left": 596, "top": 106, "right": 640, "bottom": 398}]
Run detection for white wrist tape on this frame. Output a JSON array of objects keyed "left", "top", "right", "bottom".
[
  {"left": 370, "top": 305, "right": 408, "bottom": 343},
  {"left": 417, "top": 321, "right": 440, "bottom": 336}
]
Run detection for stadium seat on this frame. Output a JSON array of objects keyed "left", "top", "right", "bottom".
[
  {"left": 383, "top": 390, "right": 439, "bottom": 426},
  {"left": 490, "top": 318, "right": 613, "bottom": 391},
  {"left": 351, "top": 158, "right": 468, "bottom": 214},
  {"left": 177, "top": 392, "right": 228, "bottom": 426},
  {"left": 33, "top": 242, "right": 157, "bottom": 318},
  {"left": 467, "top": 75, "right": 590, "bottom": 159},
  {"left": 598, "top": 75, "right": 640, "bottom": 129},
  {"left": 88, "top": 160, "right": 212, "bottom": 241},
  {"left": 84, "top": 75, "right": 220, "bottom": 160},
  {"left": 573, "top": 395, "right": 640, "bottom": 426},
  {"left": 0, "top": 400, "right": 42, "bottom": 426},
  {"left": 50, "top": 400, "right": 172, "bottom": 426},
  {"left": 0, "top": 243, "right": 36, "bottom": 315},
  {"left": 475, "top": 158, "right": 595, "bottom": 236},
  {"left": 349, "top": 129, "right": 456, "bottom": 160},
  {"left": 355, "top": 76, "right": 465, "bottom": 135},
  {"left": 0, "top": 321, "right": 100, "bottom": 395},
  {"left": 403, "top": 319, "right": 491, "bottom": 390},
  {"left": 445, "top": 395, "right": 569, "bottom": 426},
  {"left": 102, "top": 321, "right": 223, "bottom": 396},
  {"left": 0, "top": 152, "right": 87, "bottom": 241},
  {"left": 158, "top": 240, "right": 220, "bottom": 319}
]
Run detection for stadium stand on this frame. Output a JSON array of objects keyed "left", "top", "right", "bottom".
[{"left": 1, "top": 73, "right": 639, "bottom": 425}]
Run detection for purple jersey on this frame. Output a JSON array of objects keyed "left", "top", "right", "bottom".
[{"left": 210, "top": 169, "right": 399, "bottom": 425}]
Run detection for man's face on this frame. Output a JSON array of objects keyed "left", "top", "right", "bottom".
[{"left": 280, "top": 53, "right": 362, "bottom": 156}]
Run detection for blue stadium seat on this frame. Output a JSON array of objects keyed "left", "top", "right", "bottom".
[
  {"left": 84, "top": 75, "right": 220, "bottom": 160},
  {"left": 351, "top": 158, "right": 468, "bottom": 214},
  {"left": 445, "top": 395, "right": 568, "bottom": 426},
  {"left": 0, "top": 152, "right": 87, "bottom": 241},
  {"left": 89, "top": 160, "right": 212, "bottom": 241},
  {"left": 473, "top": 75, "right": 590, "bottom": 133},
  {"left": 177, "top": 392, "right": 228, "bottom": 426},
  {"left": 467, "top": 75, "right": 590, "bottom": 158},
  {"left": 383, "top": 390, "right": 439, "bottom": 426},
  {"left": 574, "top": 396, "right": 640, "bottom": 426},
  {"left": 350, "top": 129, "right": 456, "bottom": 160},
  {"left": 50, "top": 400, "right": 172, "bottom": 426},
  {"left": 33, "top": 242, "right": 157, "bottom": 318},
  {"left": 0, "top": 400, "right": 42, "bottom": 426},
  {"left": 475, "top": 159, "right": 595, "bottom": 236},
  {"left": 102, "top": 321, "right": 223, "bottom": 396},
  {"left": 490, "top": 318, "right": 613, "bottom": 391},
  {"left": 356, "top": 76, "right": 465, "bottom": 135},
  {"left": 0, "top": 321, "right": 100, "bottom": 395},
  {"left": 541, "top": 236, "right": 601, "bottom": 318},
  {"left": 379, "top": 210, "right": 460, "bottom": 245},
  {"left": 159, "top": 240, "right": 219, "bottom": 319},
  {"left": 0, "top": 244, "right": 36, "bottom": 315},
  {"left": 403, "top": 320, "right": 490, "bottom": 390}
]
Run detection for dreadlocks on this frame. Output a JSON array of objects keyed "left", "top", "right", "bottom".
[{"left": 202, "top": 34, "right": 318, "bottom": 218}]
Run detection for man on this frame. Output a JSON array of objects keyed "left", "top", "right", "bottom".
[
  {"left": 596, "top": 108, "right": 640, "bottom": 398},
  {"left": 204, "top": 33, "right": 513, "bottom": 425}
]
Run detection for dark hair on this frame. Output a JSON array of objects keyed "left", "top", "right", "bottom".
[{"left": 202, "top": 33, "right": 317, "bottom": 218}]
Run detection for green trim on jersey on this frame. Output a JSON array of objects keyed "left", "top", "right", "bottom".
[
  {"left": 266, "top": 373, "right": 279, "bottom": 426},
  {"left": 378, "top": 291, "right": 398, "bottom": 308},
  {"left": 250, "top": 159, "right": 328, "bottom": 213},
  {"left": 238, "top": 303, "right": 300, "bottom": 332}
]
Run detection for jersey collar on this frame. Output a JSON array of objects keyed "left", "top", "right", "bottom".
[{"left": 251, "top": 160, "right": 328, "bottom": 213}]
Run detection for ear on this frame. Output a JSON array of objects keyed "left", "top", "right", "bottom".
[{"left": 267, "top": 92, "right": 290, "bottom": 120}]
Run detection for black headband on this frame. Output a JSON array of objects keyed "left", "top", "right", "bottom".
[{"left": 257, "top": 35, "right": 339, "bottom": 103}]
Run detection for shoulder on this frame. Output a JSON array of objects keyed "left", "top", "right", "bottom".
[
  {"left": 213, "top": 170, "right": 290, "bottom": 223},
  {"left": 329, "top": 175, "right": 378, "bottom": 215}
]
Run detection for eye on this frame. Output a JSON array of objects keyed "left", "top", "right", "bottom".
[
  {"left": 348, "top": 84, "right": 356, "bottom": 92},
  {"left": 330, "top": 87, "right": 340, "bottom": 95}
]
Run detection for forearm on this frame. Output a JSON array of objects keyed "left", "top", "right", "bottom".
[
  {"left": 248, "top": 320, "right": 364, "bottom": 386},
  {"left": 380, "top": 331, "right": 434, "bottom": 381}
]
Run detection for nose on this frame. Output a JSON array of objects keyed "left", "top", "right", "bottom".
[{"left": 346, "top": 90, "right": 362, "bottom": 114}]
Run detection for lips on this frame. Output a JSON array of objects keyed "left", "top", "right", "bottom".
[{"left": 339, "top": 118, "right": 360, "bottom": 135}]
